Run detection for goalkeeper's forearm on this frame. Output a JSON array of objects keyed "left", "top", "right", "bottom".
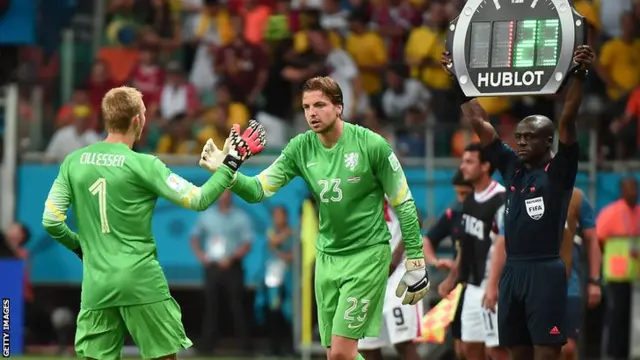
[
  {"left": 394, "top": 200, "right": 424, "bottom": 260},
  {"left": 228, "top": 172, "right": 267, "bottom": 203},
  {"left": 189, "top": 165, "right": 237, "bottom": 211},
  {"left": 41, "top": 219, "right": 81, "bottom": 251}
]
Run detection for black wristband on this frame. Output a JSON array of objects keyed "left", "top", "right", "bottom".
[
  {"left": 453, "top": 79, "right": 476, "bottom": 105},
  {"left": 573, "top": 69, "right": 588, "bottom": 79},
  {"left": 222, "top": 155, "right": 242, "bottom": 171}
]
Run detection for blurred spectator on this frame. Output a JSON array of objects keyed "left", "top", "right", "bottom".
[
  {"left": 129, "top": 45, "right": 165, "bottom": 110},
  {"left": 307, "top": 27, "right": 363, "bottom": 120},
  {"left": 294, "top": 10, "right": 342, "bottom": 53},
  {"left": 612, "top": 88, "right": 640, "bottom": 159},
  {"left": 239, "top": 0, "right": 272, "bottom": 45},
  {"left": 256, "top": 38, "right": 297, "bottom": 147},
  {"left": 265, "top": 206, "right": 294, "bottom": 356},
  {"left": 370, "top": 0, "right": 421, "bottom": 61},
  {"left": 197, "top": 82, "right": 250, "bottom": 148},
  {"left": 159, "top": 61, "right": 201, "bottom": 123},
  {"left": 185, "top": 0, "right": 233, "bottom": 92},
  {"left": 190, "top": 191, "right": 254, "bottom": 355},
  {"left": 55, "top": 88, "right": 97, "bottom": 131},
  {"left": 264, "top": 0, "right": 298, "bottom": 43},
  {"left": 86, "top": 60, "right": 117, "bottom": 118},
  {"left": 381, "top": 63, "right": 430, "bottom": 122},
  {"left": 395, "top": 106, "right": 426, "bottom": 157},
  {"left": 320, "top": 0, "right": 349, "bottom": 34},
  {"left": 597, "top": 12, "right": 640, "bottom": 107},
  {"left": 598, "top": 0, "right": 633, "bottom": 39},
  {"left": 215, "top": 15, "right": 269, "bottom": 109},
  {"left": 46, "top": 107, "right": 101, "bottom": 162},
  {"left": 362, "top": 109, "right": 395, "bottom": 146},
  {"left": 141, "top": 0, "right": 182, "bottom": 53},
  {"left": 596, "top": 177, "right": 639, "bottom": 360},
  {"left": 155, "top": 115, "right": 199, "bottom": 154},
  {"left": 405, "top": 0, "right": 455, "bottom": 123},
  {"left": 346, "top": 10, "right": 387, "bottom": 99},
  {"left": 451, "top": 117, "right": 480, "bottom": 158}
]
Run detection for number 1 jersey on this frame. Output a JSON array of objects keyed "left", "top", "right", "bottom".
[{"left": 42, "top": 142, "right": 233, "bottom": 309}]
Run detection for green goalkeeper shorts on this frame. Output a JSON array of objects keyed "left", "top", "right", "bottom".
[
  {"left": 315, "top": 243, "right": 391, "bottom": 347},
  {"left": 75, "top": 297, "right": 192, "bottom": 359}
]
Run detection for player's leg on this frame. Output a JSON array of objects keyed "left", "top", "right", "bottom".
[
  {"left": 358, "top": 324, "right": 388, "bottom": 360},
  {"left": 331, "top": 244, "right": 391, "bottom": 360},
  {"left": 526, "top": 260, "right": 567, "bottom": 360},
  {"left": 483, "top": 309, "right": 508, "bottom": 360},
  {"left": 315, "top": 250, "right": 342, "bottom": 352},
  {"left": 460, "top": 285, "right": 486, "bottom": 360},
  {"left": 498, "top": 262, "right": 534, "bottom": 360},
  {"left": 388, "top": 300, "right": 422, "bottom": 360},
  {"left": 451, "top": 286, "right": 466, "bottom": 359},
  {"left": 75, "top": 307, "right": 127, "bottom": 360},
  {"left": 121, "top": 297, "right": 192, "bottom": 360},
  {"left": 560, "top": 295, "right": 580, "bottom": 360}
]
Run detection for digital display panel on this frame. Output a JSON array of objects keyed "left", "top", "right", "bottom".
[
  {"left": 536, "top": 19, "right": 560, "bottom": 66},
  {"left": 467, "top": 19, "right": 561, "bottom": 69},
  {"left": 469, "top": 22, "right": 491, "bottom": 68},
  {"left": 490, "top": 21, "right": 514, "bottom": 68}
]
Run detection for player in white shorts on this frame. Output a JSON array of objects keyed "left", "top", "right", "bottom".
[
  {"left": 440, "top": 143, "right": 509, "bottom": 360},
  {"left": 358, "top": 200, "right": 422, "bottom": 360}
]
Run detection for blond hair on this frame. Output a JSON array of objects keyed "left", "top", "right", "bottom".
[
  {"left": 101, "top": 86, "right": 144, "bottom": 133},
  {"left": 302, "top": 76, "right": 343, "bottom": 106}
]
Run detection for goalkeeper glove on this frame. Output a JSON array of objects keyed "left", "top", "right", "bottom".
[
  {"left": 395, "top": 258, "right": 430, "bottom": 305},
  {"left": 199, "top": 138, "right": 230, "bottom": 173},
  {"left": 222, "top": 120, "right": 267, "bottom": 171}
]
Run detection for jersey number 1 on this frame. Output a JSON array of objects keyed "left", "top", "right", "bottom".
[{"left": 89, "top": 178, "right": 111, "bottom": 233}]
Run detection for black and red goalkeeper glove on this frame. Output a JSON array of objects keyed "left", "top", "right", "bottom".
[{"left": 222, "top": 120, "right": 267, "bottom": 171}]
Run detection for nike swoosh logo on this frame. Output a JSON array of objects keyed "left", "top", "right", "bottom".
[
  {"left": 347, "top": 322, "right": 364, "bottom": 329},
  {"left": 306, "top": 162, "right": 318, "bottom": 168}
]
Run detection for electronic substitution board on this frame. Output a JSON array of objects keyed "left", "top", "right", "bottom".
[{"left": 445, "top": 0, "right": 587, "bottom": 97}]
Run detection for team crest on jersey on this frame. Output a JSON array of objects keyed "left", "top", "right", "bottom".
[
  {"left": 166, "top": 173, "right": 187, "bottom": 192},
  {"left": 344, "top": 152, "right": 359, "bottom": 171},
  {"left": 525, "top": 196, "right": 545, "bottom": 220}
]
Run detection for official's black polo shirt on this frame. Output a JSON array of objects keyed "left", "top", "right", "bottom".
[
  {"left": 427, "top": 201, "right": 464, "bottom": 250},
  {"left": 484, "top": 139, "right": 579, "bottom": 260}
]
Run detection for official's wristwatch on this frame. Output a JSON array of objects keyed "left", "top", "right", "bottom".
[{"left": 587, "top": 277, "right": 602, "bottom": 286}]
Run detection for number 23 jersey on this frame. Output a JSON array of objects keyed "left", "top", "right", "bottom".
[{"left": 259, "top": 123, "right": 420, "bottom": 257}]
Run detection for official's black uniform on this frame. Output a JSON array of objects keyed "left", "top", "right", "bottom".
[
  {"left": 426, "top": 201, "right": 466, "bottom": 339},
  {"left": 484, "top": 139, "right": 579, "bottom": 347}
]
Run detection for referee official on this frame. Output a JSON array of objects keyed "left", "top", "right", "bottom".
[{"left": 441, "top": 45, "right": 595, "bottom": 360}]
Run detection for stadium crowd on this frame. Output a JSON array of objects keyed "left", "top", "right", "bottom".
[{"left": 19, "top": 0, "right": 639, "bottom": 163}]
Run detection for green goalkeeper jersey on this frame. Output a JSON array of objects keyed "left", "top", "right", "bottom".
[
  {"left": 231, "top": 122, "right": 423, "bottom": 259},
  {"left": 42, "top": 142, "right": 234, "bottom": 309}
]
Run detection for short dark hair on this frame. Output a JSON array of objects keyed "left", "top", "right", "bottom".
[
  {"left": 452, "top": 170, "right": 473, "bottom": 187},
  {"left": 463, "top": 143, "right": 496, "bottom": 175}
]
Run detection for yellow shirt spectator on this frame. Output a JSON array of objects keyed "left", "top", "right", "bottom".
[
  {"left": 476, "top": 97, "right": 511, "bottom": 116},
  {"left": 293, "top": 30, "right": 342, "bottom": 53},
  {"left": 405, "top": 26, "right": 451, "bottom": 90},
  {"left": 197, "top": 103, "right": 250, "bottom": 148},
  {"left": 600, "top": 38, "right": 640, "bottom": 100},
  {"left": 155, "top": 136, "right": 199, "bottom": 155},
  {"left": 346, "top": 31, "right": 387, "bottom": 94}
]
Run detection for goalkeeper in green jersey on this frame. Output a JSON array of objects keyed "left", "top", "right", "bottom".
[
  {"left": 41, "top": 86, "right": 266, "bottom": 360},
  {"left": 199, "top": 77, "right": 429, "bottom": 360}
]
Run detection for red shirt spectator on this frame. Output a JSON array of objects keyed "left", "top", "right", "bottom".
[
  {"left": 129, "top": 46, "right": 165, "bottom": 107},
  {"left": 216, "top": 16, "right": 269, "bottom": 104},
  {"left": 371, "top": 0, "right": 421, "bottom": 60},
  {"left": 86, "top": 60, "right": 117, "bottom": 113}
]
